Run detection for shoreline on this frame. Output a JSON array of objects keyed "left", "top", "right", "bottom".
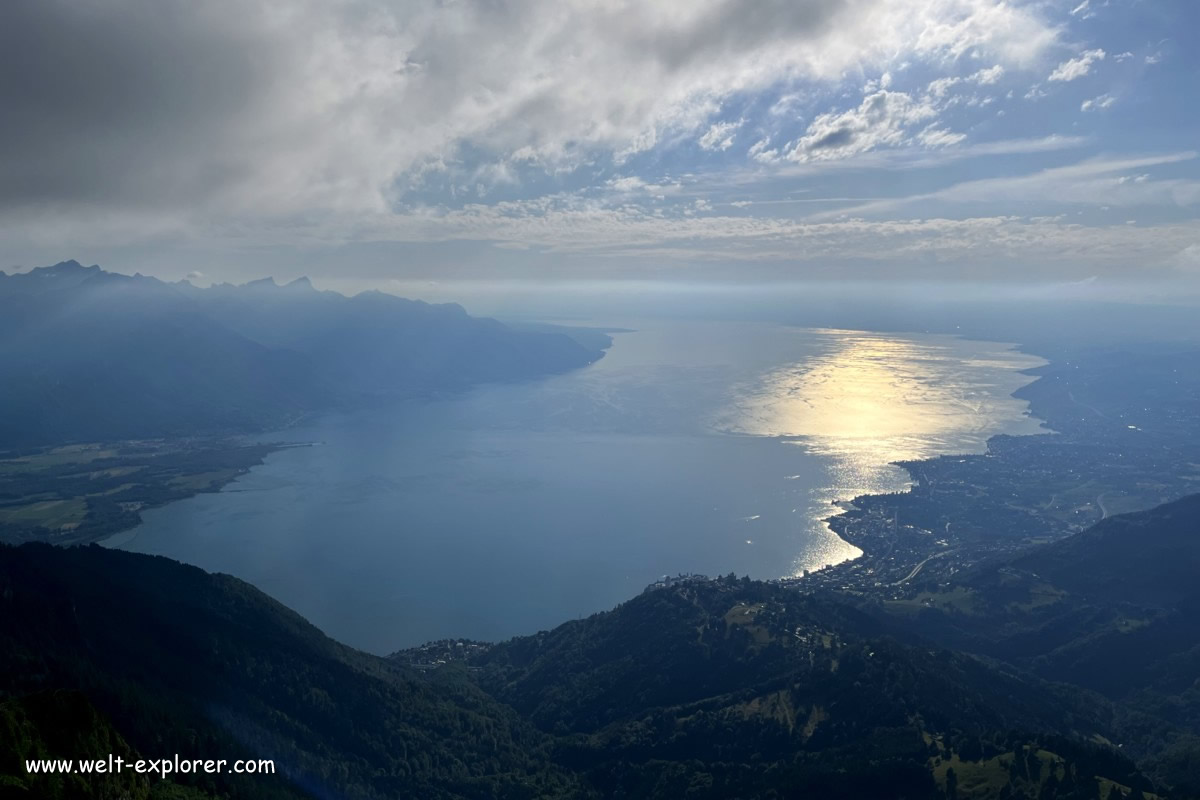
[
  {"left": 794, "top": 339, "right": 1057, "bottom": 591},
  {"left": 777, "top": 334, "right": 1197, "bottom": 597},
  {"left": 100, "top": 440, "right": 321, "bottom": 550},
  {"left": 0, "top": 439, "right": 308, "bottom": 549}
]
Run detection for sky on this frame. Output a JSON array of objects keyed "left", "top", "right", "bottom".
[{"left": 2, "top": 0, "right": 1199, "bottom": 294}]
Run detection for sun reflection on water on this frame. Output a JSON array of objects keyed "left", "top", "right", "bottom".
[{"left": 718, "top": 328, "right": 1046, "bottom": 576}]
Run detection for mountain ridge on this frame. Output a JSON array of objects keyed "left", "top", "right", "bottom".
[
  {"left": 0, "top": 261, "right": 605, "bottom": 448},
  {"left": 7, "top": 493, "right": 1197, "bottom": 797}
]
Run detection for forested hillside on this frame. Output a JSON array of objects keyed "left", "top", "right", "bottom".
[
  {"left": 880, "top": 494, "right": 1200, "bottom": 796},
  {"left": 0, "top": 543, "right": 578, "bottom": 799},
  {"left": 5, "top": 496, "right": 1200, "bottom": 797}
]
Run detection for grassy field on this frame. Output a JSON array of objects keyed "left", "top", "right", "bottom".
[
  {"left": 0, "top": 440, "right": 283, "bottom": 544},
  {"left": 0, "top": 446, "right": 120, "bottom": 474},
  {"left": 724, "top": 602, "right": 773, "bottom": 645},
  {"left": 931, "top": 748, "right": 1159, "bottom": 799},
  {"left": 168, "top": 468, "right": 243, "bottom": 491},
  {"left": 0, "top": 498, "right": 88, "bottom": 532},
  {"left": 885, "top": 585, "right": 981, "bottom": 617}
]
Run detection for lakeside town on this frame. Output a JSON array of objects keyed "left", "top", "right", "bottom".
[{"left": 646, "top": 346, "right": 1200, "bottom": 601}]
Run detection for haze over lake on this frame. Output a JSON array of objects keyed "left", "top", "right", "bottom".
[{"left": 115, "top": 322, "right": 1045, "bottom": 653}]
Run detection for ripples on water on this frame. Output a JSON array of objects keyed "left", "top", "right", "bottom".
[{"left": 716, "top": 327, "right": 1046, "bottom": 575}]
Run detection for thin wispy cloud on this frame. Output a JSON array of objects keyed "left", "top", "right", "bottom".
[
  {"left": 812, "top": 153, "right": 1200, "bottom": 219},
  {"left": 1081, "top": 94, "right": 1116, "bottom": 112}
]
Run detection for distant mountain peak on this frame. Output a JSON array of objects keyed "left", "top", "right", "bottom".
[
  {"left": 0, "top": 260, "right": 105, "bottom": 291},
  {"left": 43, "top": 259, "right": 99, "bottom": 275},
  {"left": 284, "top": 276, "right": 314, "bottom": 291},
  {"left": 239, "top": 275, "right": 317, "bottom": 293}
]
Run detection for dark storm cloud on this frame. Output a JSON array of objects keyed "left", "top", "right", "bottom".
[
  {"left": 809, "top": 127, "right": 855, "bottom": 150},
  {"left": 0, "top": 1, "right": 282, "bottom": 210},
  {"left": 622, "top": 0, "right": 854, "bottom": 73}
]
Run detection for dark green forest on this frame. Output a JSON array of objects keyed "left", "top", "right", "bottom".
[{"left": 5, "top": 493, "right": 1200, "bottom": 798}]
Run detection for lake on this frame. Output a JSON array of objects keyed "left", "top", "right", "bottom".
[{"left": 115, "top": 322, "right": 1046, "bottom": 653}]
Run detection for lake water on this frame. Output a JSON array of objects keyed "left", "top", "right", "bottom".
[{"left": 115, "top": 322, "right": 1046, "bottom": 653}]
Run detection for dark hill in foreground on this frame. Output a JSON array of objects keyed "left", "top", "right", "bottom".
[
  {"left": 1005, "top": 493, "right": 1200, "bottom": 608},
  {"left": 9, "top": 496, "right": 1200, "bottom": 797},
  {"left": 880, "top": 494, "right": 1200, "bottom": 796},
  {"left": 0, "top": 543, "right": 577, "bottom": 799},
  {"left": 0, "top": 544, "right": 1159, "bottom": 799},
  {"left": 468, "top": 576, "right": 1157, "bottom": 799}
]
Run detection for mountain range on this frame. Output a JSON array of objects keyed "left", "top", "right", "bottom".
[{"left": 0, "top": 261, "right": 604, "bottom": 449}]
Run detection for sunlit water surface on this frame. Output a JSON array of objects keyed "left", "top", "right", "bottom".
[
  {"left": 115, "top": 323, "right": 1045, "bottom": 652},
  {"left": 716, "top": 327, "right": 1048, "bottom": 555}
]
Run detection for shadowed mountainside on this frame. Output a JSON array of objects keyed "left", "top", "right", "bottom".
[
  {"left": 0, "top": 542, "right": 580, "bottom": 799},
  {"left": 879, "top": 494, "right": 1200, "bottom": 796},
  {"left": 0, "top": 261, "right": 604, "bottom": 448},
  {"left": 9, "top": 493, "right": 1200, "bottom": 797}
]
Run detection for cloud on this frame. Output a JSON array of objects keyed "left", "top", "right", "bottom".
[
  {"left": 927, "top": 76, "right": 962, "bottom": 98},
  {"left": 818, "top": 153, "right": 1200, "bottom": 219},
  {"left": 927, "top": 64, "right": 1004, "bottom": 98},
  {"left": 6, "top": 0, "right": 1195, "bottom": 287},
  {"left": 608, "top": 176, "right": 650, "bottom": 193},
  {"left": 972, "top": 65, "right": 1006, "bottom": 85},
  {"left": 781, "top": 66, "right": 1011, "bottom": 164},
  {"left": 698, "top": 119, "right": 744, "bottom": 151},
  {"left": 941, "top": 135, "right": 1086, "bottom": 158},
  {"left": 323, "top": 202, "right": 1200, "bottom": 280},
  {"left": 606, "top": 176, "right": 682, "bottom": 196},
  {"left": 1171, "top": 244, "right": 1200, "bottom": 273},
  {"left": 1081, "top": 94, "right": 1115, "bottom": 112},
  {"left": 783, "top": 91, "right": 939, "bottom": 162},
  {"left": 917, "top": 127, "right": 967, "bottom": 148},
  {"left": 1048, "top": 48, "right": 1106, "bottom": 82},
  {"left": 1069, "top": 0, "right": 1096, "bottom": 19},
  {"left": 0, "top": 0, "right": 1060, "bottom": 233},
  {"left": 716, "top": 134, "right": 1087, "bottom": 184},
  {"left": 0, "top": 2, "right": 296, "bottom": 214},
  {"left": 863, "top": 71, "right": 894, "bottom": 93},
  {"left": 748, "top": 137, "right": 781, "bottom": 164}
]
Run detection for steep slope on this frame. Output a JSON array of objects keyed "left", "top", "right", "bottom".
[
  {"left": 185, "top": 275, "right": 599, "bottom": 399},
  {"left": 884, "top": 494, "right": 1200, "bottom": 795},
  {"left": 1005, "top": 493, "right": 1200, "bottom": 608},
  {"left": 893, "top": 494, "right": 1200, "bottom": 684},
  {"left": 0, "top": 263, "right": 312, "bottom": 447},
  {"left": 0, "top": 542, "right": 1175, "bottom": 799},
  {"left": 471, "top": 577, "right": 1157, "bottom": 799},
  {"left": 1, "top": 691, "right": 171, "bottom": 800},
  {"left": 0, "top": 543, "right": 579, "bottom": 800},
  {"left": 0, "top": 261, "right": 604, "bottom": 448}
]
